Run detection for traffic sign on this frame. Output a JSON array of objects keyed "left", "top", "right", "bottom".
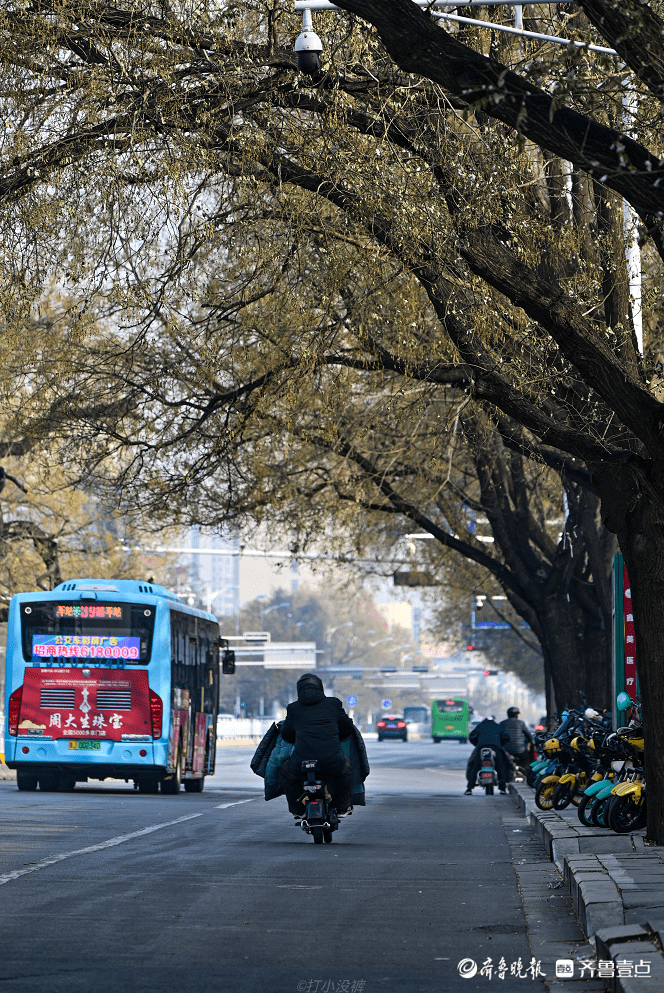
[
  {"left": 381, "top": 699, "right": 392, "bottom": 709},
  {"left": 347, "top": 695, "right": 357, "bottom": 706}
]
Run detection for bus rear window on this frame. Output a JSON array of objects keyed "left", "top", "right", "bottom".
[
  {"left": 435, "top": 700, "right": 463, "bottom": 713},
  {"left": 21, "top": 601, "right": 155, "bottom": 664},
  {"left": 403, "top": 706, "right": 428, "bottom": 722}
]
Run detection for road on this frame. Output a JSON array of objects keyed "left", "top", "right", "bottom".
[{"left": 0, "top": 740, "right": 595, "bottom": 993}]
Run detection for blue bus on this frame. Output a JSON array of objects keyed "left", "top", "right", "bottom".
[{"left": 3, "top": 578, "right": 234, "bottom": 793}]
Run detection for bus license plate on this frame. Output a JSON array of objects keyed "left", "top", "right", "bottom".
[{"left": 68, "top": 741, "right": 101, "bottom": 750}]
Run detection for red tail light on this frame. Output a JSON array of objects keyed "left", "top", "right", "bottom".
[
  {"left": 149, "top": 689, "right": 163, "bottom": 739},
  {"left": 377, "top": 721, "right": 386, "bottom": 728},
  {"left": 8, "top": 686, "right": 23, "bottom": 736},
  {"left": 397, "top": 722, "right": 405, "bottom": 728}
]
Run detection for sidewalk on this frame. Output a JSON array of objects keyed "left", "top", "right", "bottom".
[{"left": 512, "top": 782, "right": 664, "bottom": 991}]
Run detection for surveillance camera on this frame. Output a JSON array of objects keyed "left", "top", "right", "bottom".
[
  {"left": 296, "top": 50, "right": 322, "bottom": 74},
  {"left": 295, "top": 9, "right": 322, "bottom": 75}
]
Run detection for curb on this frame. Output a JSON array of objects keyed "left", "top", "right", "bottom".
[{"left": 511, "top": 783, "right": 664, "bottom": 990}]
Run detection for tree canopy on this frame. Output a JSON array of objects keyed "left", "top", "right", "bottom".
[{"left": 4, "top": 0, "right": 664, "bottom": 836}]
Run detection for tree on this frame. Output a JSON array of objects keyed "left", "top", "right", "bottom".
[
  {"left": 0, "top": 453, "right": 179, "bottom": 613},
  {"left": 4, "top": 2, "right": 664, "bottom": 839}
]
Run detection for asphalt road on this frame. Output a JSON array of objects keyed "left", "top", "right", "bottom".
[{"left": 0, "top": 741, "right": 590, "bottom": 993}]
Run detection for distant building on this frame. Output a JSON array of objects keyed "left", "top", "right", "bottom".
[{"left": 185, "top": 526, "right": 239, "bottom": 617}]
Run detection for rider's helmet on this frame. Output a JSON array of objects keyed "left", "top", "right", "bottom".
[{"left": 507, "top": 707, "right": 520, "bottom": 718}]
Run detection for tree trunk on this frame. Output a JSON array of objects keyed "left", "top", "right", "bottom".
[
  {"left": 619, "top": 497, "right": 664, "bottom": 844},
  {"left": 538, "top": 592, "right": 611, "bottom": 714}
]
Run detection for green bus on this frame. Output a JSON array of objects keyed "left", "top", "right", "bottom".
[{"left": 431, "top": 699, "right": 470, "bottom": 743}]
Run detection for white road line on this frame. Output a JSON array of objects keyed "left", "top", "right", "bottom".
[
  {"left": 215, "top": 799, "right": 257, "bottom": 809},
  {"left": 0, "top": 813, "right": 204, "bottom": 887}
]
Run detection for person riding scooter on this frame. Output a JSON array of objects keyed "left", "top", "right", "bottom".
[
  {"left": 465, "top": 716, "right": 511, "bottom": 794},
  {"left": 500, "top": 707, "right": 534, "bottom": 772},
  {"left": 280, "top": 673, "right": 355, "bottom": 820}
]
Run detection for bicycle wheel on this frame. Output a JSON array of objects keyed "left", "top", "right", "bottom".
[
  {"left": 589, "top": 795, "right": 610, "bottom": 828},
  {"left": 577, "top": 794, "right": 594, "bottom": 826},
  {"left": 535, "top": 779, "right": 559, "bottom": 811},
  {"left": 526, "top": 768, "right": 539, "bottom": 788},
  {"left": 606, "top": 794, "right": 646, "bottom": 834},
  {"left": 552, "top": 781, "right": 573, "bottom": 810}
]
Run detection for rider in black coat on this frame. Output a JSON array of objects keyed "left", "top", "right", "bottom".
[
  {"left": 281, "top": 673, "right": 354, "bottom": 817},
  {"left": 465, "top": 717, "right": 511, "bottom": 794},
  {"left": 500, "top": 708, "right": 534, "bottom": 767}
]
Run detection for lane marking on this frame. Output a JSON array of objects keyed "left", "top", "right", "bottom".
[
  {"left": 0, "top": 813, "right": 204, "bottom": 887},
  {"left": 276, "top": 885, "right": 322, "bottom": 890},
  {"left": 215, "top": 799, "right": 257, "bottom": 809}
]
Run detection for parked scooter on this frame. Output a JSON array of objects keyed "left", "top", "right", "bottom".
[
  {"left": 477, "top": 747, "right": 499, "bottom": 795},
  {"left": 296, "top": 759, "right": 341, "bottom": 844}
]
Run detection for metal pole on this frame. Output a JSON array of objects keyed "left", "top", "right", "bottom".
[
  {"left": 293, "top": 1, "right": 618, "bottom": 56},
  {"left": 431, "top": 12, "right": 617, "bottom": 55},
  {"left": 623, "top": 86, "right": 643, "bottom": 355},
  {"left": 295, "top": 1, "right": 570, "bottom": 8}
]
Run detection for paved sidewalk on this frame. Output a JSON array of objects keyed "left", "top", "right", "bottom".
[
  {"left": 512, "top": 783, "right": 664, "bottom": 991},
  {"left": 502, "top": 809, "right": 606, "bottom": 991}
]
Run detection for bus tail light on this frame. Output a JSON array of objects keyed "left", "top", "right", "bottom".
[
  {"left": 8, "top": 686, "right": 23, "bottom": 735},
  {"left": 149, "top": 689, "right": 163, "bottom": 739}
]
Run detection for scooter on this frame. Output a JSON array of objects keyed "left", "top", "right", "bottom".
[
  {"left": 297, "top": 759, "right": 341, "bottom": 844},
  {"left": 478, "top": 747, "right": 498, "bottom": 795}
]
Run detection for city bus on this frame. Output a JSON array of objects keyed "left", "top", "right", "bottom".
[
  {"left": 403, "top": 705, "right": 430, "bottom": 737},
  {"left": 3, "top": 579, "right": 235, "bottom": 793},
  {"left": 431, "top": 699, "right": 471, "bottom": 743}
]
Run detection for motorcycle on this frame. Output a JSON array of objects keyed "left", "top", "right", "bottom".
[
  {"left": 604, "top": 725, "right": 646, "bottom": 833},
  {"left": 296, "top": 759, "right": 341, "bottom": 844},
  {"left": 477, "top": 747, "right": 499, "bottom": 795}
]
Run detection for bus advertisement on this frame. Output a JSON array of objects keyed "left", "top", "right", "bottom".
[
  {"left": 3, "top": 579, "right": 235, "bottom": 793},
  {"left": 431, "top": 698, "right": 470, "bottom": 743}
]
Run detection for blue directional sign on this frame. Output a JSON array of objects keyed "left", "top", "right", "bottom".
[
  {"left": 381, "top": 699, "right": 392, "bottom": 710},
  {"left": 347, "top": 695, "right": 357, "bottom": 706}
]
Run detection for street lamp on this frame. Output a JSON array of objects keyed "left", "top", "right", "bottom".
[
  {"left": 260, "top": 601, "right": 291, "bottom": 626},
  {"left": 205, "top": 585, "right": 238, "bottom": 615}
]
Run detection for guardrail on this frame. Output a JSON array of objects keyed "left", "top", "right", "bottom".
[{"left": 216, "top": 717, "right": 275, "bottom": 739}]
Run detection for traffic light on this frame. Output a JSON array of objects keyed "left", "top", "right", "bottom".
[
  {"left": 483, "top": 669, "right": 499, "bottom": 676},
  {"left": 467, "top": 644, "right": 474, "bottom": 651}
]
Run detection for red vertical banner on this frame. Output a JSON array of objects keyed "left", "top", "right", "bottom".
[{"left": 623, "top": 565, "right": 637, "bottom": 702}]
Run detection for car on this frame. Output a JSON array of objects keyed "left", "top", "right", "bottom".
[{"left": 377, "top": 714, "right": 408, "bottom": 742}]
